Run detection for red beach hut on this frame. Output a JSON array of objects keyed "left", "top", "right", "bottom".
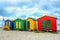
[{"left": 37, "top": 15, "right": 57, "bottom": 32}]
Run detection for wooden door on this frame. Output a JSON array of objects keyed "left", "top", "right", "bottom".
[
  {"left": 16, "top": 22, "right": 19, "bottom": 29},
  {"left": 6, "top": 22, "right": 10, "bottom": 26},
  {"left": 42, "top": 20, "right": 46, "bottom": 30},
  {"left": 47, "top": 20, "right": 51, "bottom": 30},
  {"left": 27, "top": 21, "right": 30, "bottom": 29},
  {"left": 19, "top": 22, "right": 21, "bottom": 29}
]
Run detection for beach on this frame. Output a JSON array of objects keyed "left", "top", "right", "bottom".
[{"left": 0, "top": 29, "right": 60, "bottom": 40}]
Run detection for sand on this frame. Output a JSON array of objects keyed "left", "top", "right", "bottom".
[{"left": 0, "top": 29, "right": 60, "bottom": 40}]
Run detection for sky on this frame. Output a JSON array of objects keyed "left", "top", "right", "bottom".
[{"left": 0, "top": 0, "right": 60, "bottom": 30}]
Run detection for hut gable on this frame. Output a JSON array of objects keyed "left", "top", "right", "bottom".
[
  {"left": 27, "top": 17, "right": 36, "bottom": 21},
  {"left": 5, "top": 20, "right": 11, "bottom": 22},
  {"left": 37, "top": 15, "right": 57, "bottom": 20},
  {"left": 14, "top": 18, "right": 26, "bottom": 22}
]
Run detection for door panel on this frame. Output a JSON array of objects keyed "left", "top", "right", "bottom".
[
  {"left": 10, "top": 22, "right": 14, "bottom": 30},
  {"left": 27, "top": 21, "right": 30, "bottom": 29},
  {"left": 6, "top": 22, "right": 10, "bottom": 26},
  {"left": 42, "top": 20, "right": 46, "bottom": 29},
  {"left": 19, "top": 22, "right": 21, "bottom": 29},
  {"left": 47, "top": 20, "right": 51, "bottom": 30},
  {"left": 16, "top": 22, "right": 19, "bottom": 29}
]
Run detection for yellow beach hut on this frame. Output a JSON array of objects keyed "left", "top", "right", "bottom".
[{"left": 26, "top": 17, "right": 36, "bottom": 31}]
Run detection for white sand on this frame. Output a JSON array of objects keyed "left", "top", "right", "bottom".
[{"left": 0, "top": 29, "right": 60, "bottom": 40}]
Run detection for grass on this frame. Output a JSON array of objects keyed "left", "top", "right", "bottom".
[
  {"left": 35, "top": 30, "right": 58, "bottom": 34},
  {"left": 35, "top": 30, "right": 46, "bottom": 33}
]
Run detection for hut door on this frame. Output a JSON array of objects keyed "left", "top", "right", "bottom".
[
  {"left": 16, "top": 22, "right": 19, "bottom": 29},
  {"left": 10, "top": 22, "right": 14, "bottom": 30},
  {"left": 19, "top": 22, "right": 21, "bottom": 29},
  {"left": 6, "top": 22, "right": 10, "bottom": 26},
  {"left": 27, "top": 21, "right": 30, "bottom": 29},
  {"left": 42, "top": 20, "right": 46, "bottom": 30},
  {"left": 47, "top": 20, "right": 51, "bottom": 30}
]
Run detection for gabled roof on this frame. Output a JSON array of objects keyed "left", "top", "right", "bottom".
[
  {"left": 5, "top": 20, "right": 11, "bottom": 22},
  {"left": 5, "top": 19, "right": 14, "bottom": 22},
  {"left": 14, "top": 18, "right": 26, "bottom": 21},
  {"left": 26, "top": 17, "right": 36, "bottom": 21},
  {"left": 37, "top": 15, "right": 57, "bottom": 20}
]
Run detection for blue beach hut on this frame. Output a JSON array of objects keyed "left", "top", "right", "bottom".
[{"left": 5, "top": 20, "right": 14, "bottom": 30}]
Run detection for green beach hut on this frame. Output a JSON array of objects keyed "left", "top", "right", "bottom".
[{"left": 14, "top": 18, "right": 26, "bottom": 30}]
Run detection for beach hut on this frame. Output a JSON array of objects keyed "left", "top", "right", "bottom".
[
  {"left": 26, "top": 17, "right": 36, "bottom": 31},
  {"left": 10, "top": 21, "right": 14, "bottom": 30},
  {"left": 5, "top": 20, "right": 14, "bottom": 30},
  {"left": 14, "top": 18, "right": 26, "bottom": 30},
  {"left": 37, "top": 15, "right": 57, "bottom": 32}
]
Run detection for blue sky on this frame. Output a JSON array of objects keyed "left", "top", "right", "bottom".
[{"left": 0, "top": 0, "right": 60, "bottom": 30}]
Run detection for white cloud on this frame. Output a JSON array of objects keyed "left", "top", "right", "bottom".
[
  {"left": 10, "top": 0, "right": 17, "bottom": 3},
  {"left": 0, "top": 16, "right": 3, "bottom": 20},
  {"left": 0, "top": 0, "right": 17, "bottom": 3},
  {"left": 17, "top": 0, "right": 32, "bottom": 2},
  {"left": 57, "top": 25, "right": 60, "bottom": 30},
  {"left": 5, "top": 4, "right": 49, "bottom": 19},
  {"left": 2, "top": 0, "right": 59, "bottom": 19},
  {"left": 50, "top": 0, "right": 60, "bottom": 2},
  {"left": 5, "top": 6, "right": 14, "bottom": 13},
  {"left": 53, "top": 13, "right": 60, "bottom": 18},
  {"left": 17, "top": 6, "right": 48, "bottom": 18},
  {"left": 54, "top": 13, "right": 59, "bottom": 16},
  {"left": 0, "top": 0, "right": 32, "bottom": 4},
  {"left": 57, "top": 20, "right": 60, "bottom": 24},
  {"left": 4, "top": 16, "right": 16, "bottom": 20}
]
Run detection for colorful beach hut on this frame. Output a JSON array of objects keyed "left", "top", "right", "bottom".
[
  {"left": 14, "top": 18, "right": 26, "bottom": 30},
  {"left": 4, "top": 20, "right": 14, "bottom": 30},
  {"left": 26, "top": 17, "right": 36, "bottom": 31},
  {"left": 37, "top": 15, "right": 57, "bottom": 32}
]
